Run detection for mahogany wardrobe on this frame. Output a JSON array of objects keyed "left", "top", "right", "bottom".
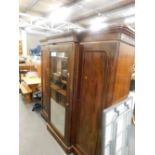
[{"left": 40, "top": 26, "right": 135, "bottom": 155}]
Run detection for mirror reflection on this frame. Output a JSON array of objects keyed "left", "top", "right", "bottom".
[{"left": 50, "top": 51, "right": 68, "bottom": 136}]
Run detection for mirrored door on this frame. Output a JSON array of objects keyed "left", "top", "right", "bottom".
[{"left": 50, "top": 51, "right": 69, "bottom": 136}]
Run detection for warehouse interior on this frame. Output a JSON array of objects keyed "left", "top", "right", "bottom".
[{"left": 19, "top": 1, "right": 135, "bottom": 155}]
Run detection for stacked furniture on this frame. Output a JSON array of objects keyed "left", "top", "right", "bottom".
[{"left": 40, "top": 26, "right": 135, "bottom": 155}]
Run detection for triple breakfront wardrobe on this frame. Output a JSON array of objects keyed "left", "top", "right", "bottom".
[{"left": 40, "top": 26, "right": 135, "bottom": 155}]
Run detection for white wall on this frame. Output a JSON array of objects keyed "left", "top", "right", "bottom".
[
  {"left": 19, "top": 29, "right": 46, "bottom": 56},
  {"left": 19, "top": 29, "right": 27, "bottom": 57},
  {"left": 27, "top": 33, "right": 45, "bottom": 52}
]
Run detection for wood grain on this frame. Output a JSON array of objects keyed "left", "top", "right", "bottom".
[
  {"left": 40, "top": 26, "right": 135, "bottom": 155},
  {"left": 41, "top": 47, "right": 50, "bottom": 121},
  {"left": 76, "top": 50, "right": 107, "bottom": 155}
]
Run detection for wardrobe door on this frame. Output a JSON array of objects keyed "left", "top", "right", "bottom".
[
  {"left": 47, "top": 43, "right": 76, "bottom": 150},
  {"left": 41, "top": 48, "right": 50, "bottom": 121},
  {"left": 75, "top": 50, "right": 107, "bottom": 155}
]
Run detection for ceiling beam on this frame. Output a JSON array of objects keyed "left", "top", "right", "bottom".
[
  {"left": 71, "top": 0, "right": 135, "bottom": 23},
  {"left": 43, "top": 0, "right": 84, "bottom": 17},
  {"left": 106, "top": 15, "right": 135, "bottom": 24},
  {"left": 20, "top": 22, "right": 63, "bottom": 33},
  {"left": 19, "top": 12, "right": 85, "bottom": 34},
  {"left": 19, "top": 12, "right": 41, "bottom": 19},
  {"left": 24, "top": 29, "right": 52, "bottom": 36},
  {"left": 80, "top": 15, "right": 135, "bottom": 28},
  {"left": 23, "top": 0, "right": 41, "bottom": 13}
]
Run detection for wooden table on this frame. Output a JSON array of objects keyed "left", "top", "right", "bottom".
[
  {"left": 22, "top": 76, "right": 41, "bottom": 92},
  {"left": 19, "top": 63, "right": 35, "bottom": 71},
  {"left": 19, "top": 63, "right": 36, "bottom": 82}
]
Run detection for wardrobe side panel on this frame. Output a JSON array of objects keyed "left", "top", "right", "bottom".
[{"left": 112, "top": 42, "right": 135, "bottom": 104}]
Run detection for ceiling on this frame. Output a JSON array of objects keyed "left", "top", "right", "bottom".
[{"left": 19, "top": 0, "right": 135, "bottom": 36}]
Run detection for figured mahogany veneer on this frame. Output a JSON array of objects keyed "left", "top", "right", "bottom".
[
  {"left": 40, "top": 26, "right": 135, "bottom": 155},
  {"left": 41, "top": 42, "right": 50, "bottom": 122}
]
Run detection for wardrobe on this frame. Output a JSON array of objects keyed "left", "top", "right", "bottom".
[{"left": 40, "top": 26, "right": 135, "bottom": 155}]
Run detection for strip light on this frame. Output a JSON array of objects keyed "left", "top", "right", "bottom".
[
  {"left": 49, "top": 7, "right": 71, "bottom": 23},
  {"left": 90, "top": 17, "right": 107, "bottom": 31}
]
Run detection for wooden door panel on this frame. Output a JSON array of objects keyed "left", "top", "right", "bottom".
[
  {"left": 42, "top": 48, "right": 50, "bottom": 117},
  {"left": 47, "top": 43, "right": 76, "bottom": 150},
  {"left": 76, "top": 50, "right": 107, "bottom": 155}
]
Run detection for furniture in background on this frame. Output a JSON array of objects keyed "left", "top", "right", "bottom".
[
  {"left": 22, "top": 76, "right": 41, "bottom": 92},
  {"left": 19, "top": 57, "right": 41, "bottom": 81},
  {"left": 19, "top": 63, "right": 36, "bottom": 83},
  {"left": 19, "top": 58, "right": 42, "bottom": 104},
  {"left": 20, "top": 74, "right": 41, "bottom": 104},
  {"left": 19, "top": 70, "right": 29, "bottom": 83},
  {"left": 19, "top": 63, "right": 35, "bottom": 71},
  {"left": 20, "top": 82, "right": 32, "bottom": 103},
  {"left": 40, "top": 26, "right": 135, "bottom": 155},
  {"left": 19, "top": 40, "right": 23, "bottom": 56},
  {"left": 35, "top": 62, "right": 41, "bottom": 78}
]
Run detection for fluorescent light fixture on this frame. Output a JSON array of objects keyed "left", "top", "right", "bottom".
[
  {"left": 91, "top": 17, "right": 107, "bottom": 24},
  {"left": 49, "top": 7, "right": 71, "bottom": 23},
  {"left": 25, "top": 27, "right": 31, "bottom": 31},
  {"left": 51, "top": 52, "right": 56, "bottom": 57},
  {"left": 76, "top": 28, "right": 84, "bottom": 32},
  {"left": 49, "top": 2, "right": 62, "bottom": 11},
  {"left": 85, "top": 0, "right": 93, "bottom": 2},
  {"left": 90, "top": 23, "right": 107, "bottom": 31},
  {"left": 77, "top": 29, "right": 82, "bottom": 32},
  {"left": 90, "top": 17, "right": 107, "bottom": 31},
  {"left": 91, "top": 17, "right": 102, "bottom": 24},
  {"left": 124, "top": 17, "right": 135, "bottom": 24}
]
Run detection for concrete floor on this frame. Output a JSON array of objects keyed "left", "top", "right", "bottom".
[
  {"left": 129, "top": 124, "right": 135, "bottom": 155},
  {"left": 19, "top": 94, "right": 69, "bottom": 155},
  {"left": 19, "top": 94, "right": 134, "bottom": 155}
]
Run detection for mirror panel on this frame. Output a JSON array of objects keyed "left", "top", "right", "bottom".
[{"left": 50, "top": 51, "right": 68, "bottom": 136}]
